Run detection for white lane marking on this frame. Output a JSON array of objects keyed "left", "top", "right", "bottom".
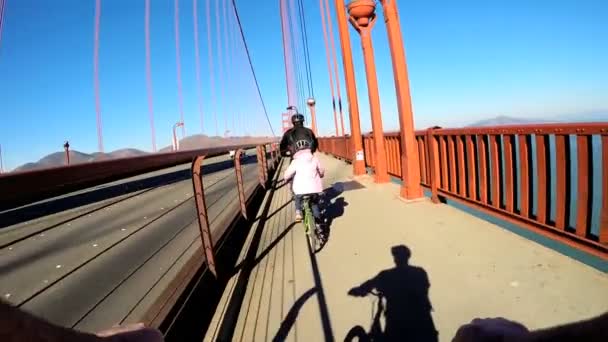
[
  {"left": 43, "top": 280, "right": 49, "bottom": 284},
  {"left": 92, "top": 243, "right": 98, "bottom": 247},
  {"left": 121, "top": 228, "right": 126, "bottom": 231},
  {"left": 55, "top": 264, "right": 62, "bottom": 269},
  {"left": 4, "top": 293, "right": 10, "bottom": 299}
]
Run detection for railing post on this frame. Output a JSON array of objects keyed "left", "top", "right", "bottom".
[
  {"left": 191, "top": 156, "right": 217, "bottom": 277},
  {"left": 426, "top": 127, "right": 441, "bottom": 203},
  {"left": 234, "top": 149, "right": 248, "bottom": 219},
  {"left": 262, "top": 144, "right": 269, "bottom": 180},
  {"left": 257, "top": 145, "right": 266, "bottom": 188},
  {"left": 331, "top": 138, "right": 337, "bottom": 157},
  {"left": 271, "top": 143, "right": 277, "bottom": 167}
]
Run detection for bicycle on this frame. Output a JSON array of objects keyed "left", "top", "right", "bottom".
[{"left": 301, "top": 194, "right": 323, "bottom": 252}]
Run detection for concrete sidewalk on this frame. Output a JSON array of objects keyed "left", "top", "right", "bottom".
[{"left": 204, "top": 154, "right": 608, "bottom": 342}]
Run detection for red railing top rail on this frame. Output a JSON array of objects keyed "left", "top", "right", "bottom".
[
  {"left": 430, "top": 122, "right": 608, "bottom": 136},
  {"left": 0, "top": 141, "right": 276, "bottom": 211},
  {"left": 327, "top": 122, "right": 608, "bottom": 138}
]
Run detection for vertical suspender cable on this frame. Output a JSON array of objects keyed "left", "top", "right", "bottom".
[
  {"left": 93, "top": 0, "right": 104, "bottom": 152},
  {"left": 174, "top": 0, "right": 185, "bottom": 137},
  {"left": 221, "top": 0, "right": 231, "bottom": 135},
  {"left": 205, "top": 0, "right": 218, "bottom": 136},
  {"left": 228, "top": 6, "right": 239, "bottom": 136},
  {"left": 319, "top": 0, "right": 339, "bottom": 136},
  {"left": 289, "top": 0, "right": 305, "bottom": 118},
  {"left": 144, "top": 0, "right": 157, "bottom": 152},
  {"left": 215, "top": 0, "right": 224, "bottom": 136},
  {"left": 297, "top": 0, "right": 314, "bottom": 98},
  {"left": 0, "top": 0, "right": 6, "bottom": 52},
  {"left": 324, "top": 0, "right": 346, "bottom": 135},
  {"left": 193, "top": 0, "right": 205, "bottom": 133},
  {"left": 173, "top": 0, "right": 186, "bottom": 137},
  {"left": 279, "top": 0, "right": 297, "bottom": 110}
]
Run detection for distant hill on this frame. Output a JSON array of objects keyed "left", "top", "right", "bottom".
[
  {"left": 467, "top": 115, "right": 557, "bottom": 127},
  {"left": 12, "top": 135, "right": 275, "bottom": 173},
  {"left": 14, "top": 148, "right": 149, "bottom": 173},
  {"left": 467, "top": 113, "right": 608, "bottom": 128}
]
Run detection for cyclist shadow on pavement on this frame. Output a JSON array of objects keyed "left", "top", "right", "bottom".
[{"left": 345, "top": 245, "right": 438, "bottom": 342}]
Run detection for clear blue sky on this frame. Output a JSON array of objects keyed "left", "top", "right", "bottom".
[{"left": 0, "top": 0, "right": 606, "bottom": 171}]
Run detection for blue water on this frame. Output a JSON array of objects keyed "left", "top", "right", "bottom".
[{"left": 484, "top": 134, "right": 602, "bottom": 238}]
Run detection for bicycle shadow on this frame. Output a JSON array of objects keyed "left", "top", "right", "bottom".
[
  {"left": 316, "top": 182, "right": 353, "bottom": 250},
  {"left": 345, "top": 245, "right": 438, "bottom": 342}
]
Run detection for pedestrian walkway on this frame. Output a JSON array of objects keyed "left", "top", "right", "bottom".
[{"left": 204, "top": 154, "right": 608, "bottom": 342}]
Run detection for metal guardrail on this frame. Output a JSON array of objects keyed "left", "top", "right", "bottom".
[
  {"left": 145, "top": 142, "right": 280, "bottom": 329},
  {"left": 0, "top": 142, "right": 278, "bottom": 211},
  {"left": 319, "top": 123, "right": 608, "bottom": 259},
  {"left": 1, "top": 141, "right": 281, "bottom": 332}
]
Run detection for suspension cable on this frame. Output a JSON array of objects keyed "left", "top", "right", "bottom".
[
  {"left": 288, "top": 0, "right": 304, "bottom": 119},
  {"left": 205, "top": 0, "right": 218, "bottom": 137},
  {"left": 193, "top": 0, "right": 205, "bottom": 134},
  {"left": 228, "top": 6, "right": 240, "bottom": 136},
  {"left": 144, "top": 0, "right": 157, "bottom": 152},
  {"left": 215, "top": 0, "right": 224, "bottom": 137},
  {"left": 0, "top": 0, "right": 6, "bottom": 52},
  {"left": 279, "top": 0, "right": 297, "bottom": 111},
  {"left": 221, "top": 0, "right": 230, "bottom": 135},
  {"left": 231, "top": 0, "right": 276, "bottom": 136},
  {"left": 93, "top": 0, "right": 103, "bottom": 152},
  {"left": 174, "top": 0, "right": 185, "bottom": 137},
  {"left": 319, "top": 0, "right": 339, "bottom": 136},
  {"left": 297, "top": 0, "right": 314, "bottom": 98},
  {"left": 324, "top": 0, "right": 346, "bottom": 135}
]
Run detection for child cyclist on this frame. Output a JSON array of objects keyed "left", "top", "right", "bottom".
[{"left": 283, "top": 140, "right": 325, "bottom": 224}]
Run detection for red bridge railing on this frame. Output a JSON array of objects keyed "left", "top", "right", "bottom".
[{"left": 319, "top": 123, "right": 608, "bottom": 258}]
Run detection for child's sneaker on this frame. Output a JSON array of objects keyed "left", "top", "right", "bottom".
[{"left": 295, "top": 210, "right": 303, "bottom": 222}]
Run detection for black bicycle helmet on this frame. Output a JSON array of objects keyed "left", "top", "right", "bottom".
[
  {"left": 286, "top": 105, "right": 305, "bottom": 126},
  {"left": 291, "top": 113, "right": 305, "bottom": 125}
]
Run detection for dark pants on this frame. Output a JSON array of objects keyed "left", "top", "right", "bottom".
[{"left": 294, "top": 194, "right": 322, "bottom": 221}]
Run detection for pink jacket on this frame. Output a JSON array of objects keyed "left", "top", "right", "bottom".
[{"left": 284, "top": 149, "right": 325, "bottom": 195}]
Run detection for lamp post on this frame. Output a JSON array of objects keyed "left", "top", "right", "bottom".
[
  {"left": 306, "top": 98, "right": 318, "bottom": 134},
  {"left": 347, "top": 0, "right": 389, "bottom": 183},
  {"left": 377, "top": 0, "right": 422, "bottom": 199},
  {"left": 173, "top": 122, "right": 184, "bottom": 151},
  {"left": 64, "top": 141, "right": 70, "bottom": 165},
  {"left": 334, "top": 0, "right": 365, "bottom": 176}
]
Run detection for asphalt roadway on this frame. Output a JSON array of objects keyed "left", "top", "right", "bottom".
[{"left": 0, "top": 150, "right": 264, "bottom": 333}]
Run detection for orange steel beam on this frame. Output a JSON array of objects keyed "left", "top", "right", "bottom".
[
  {"left": 334, "top": 0, "right": 365, "bottom": 175},
  {"left": 378, "top": 0, "right": 422, "bottom": 199},
  {"left": 348, "top": 1, "right": 389, "bottom": 183}
]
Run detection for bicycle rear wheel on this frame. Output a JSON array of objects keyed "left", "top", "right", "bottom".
[{"left": 303, "top": 201, "right": 319, "bottom": 251}]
